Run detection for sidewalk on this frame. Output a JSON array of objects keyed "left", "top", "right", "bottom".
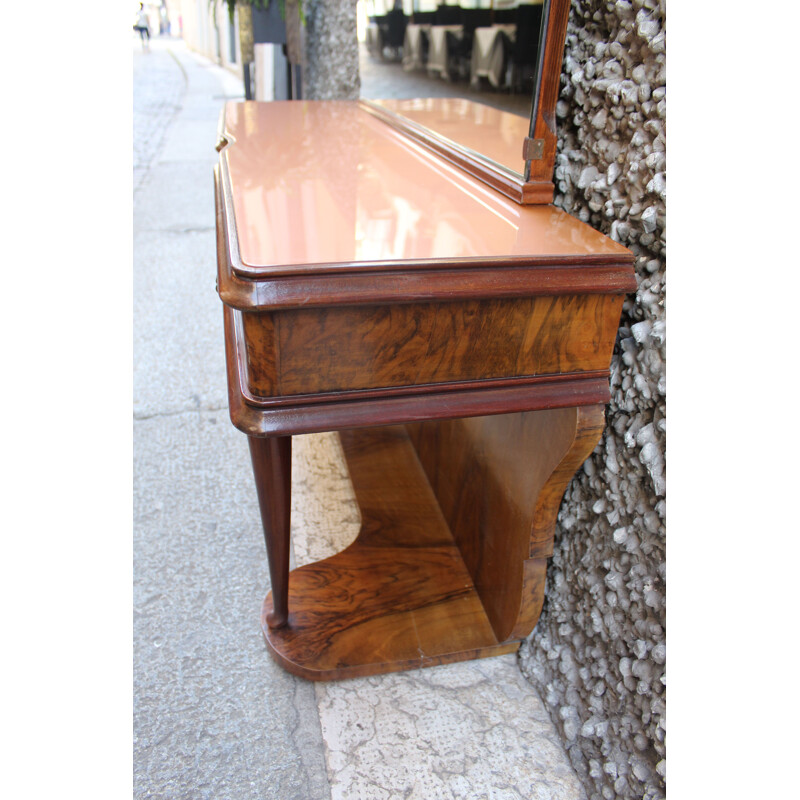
[
  {"left": 133, "top": 35, "right": 585, "bottom": 800},
  {"left": 134, "top": 37, "right": 330, "bottom": 800}
]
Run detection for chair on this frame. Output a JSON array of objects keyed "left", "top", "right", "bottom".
[
  {"left": 507, "top": 4, "right": 544, "bottom": 94},
  {"left": 377, "top": 9, "right": 407, "bottom": 62}
]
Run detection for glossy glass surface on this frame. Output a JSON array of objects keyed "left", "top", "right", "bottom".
[
  {"left": 221, "top": 101, "right": 629, "bottom": 275},
  {"left": 367, "top": 97, "right": 529, "bottom": 176}
]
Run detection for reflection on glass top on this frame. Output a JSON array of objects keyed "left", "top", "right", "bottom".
[
  {"left": 367, "top": 97, "right": 530, "bottom": 177},
  {"left": 221, "top": 101, "right": 628, "bottom": 274}
]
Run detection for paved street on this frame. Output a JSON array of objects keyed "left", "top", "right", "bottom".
[
  {"left": 133, "top": 36, "right": 329, "bottom": 800},
  {"left": 133, "top": 39, "right": 186, "bottom": 193}
]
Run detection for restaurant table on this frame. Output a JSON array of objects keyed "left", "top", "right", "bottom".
[
  {"left": 215, "top": 99, "right": 635, "bottom": 681},
  {"left": 426, "top": 24, "right": 463, "bottom": 79},
  {"left": 470, "top": 24, "right": 517, "bottom": 88},
  {"left": 365, "top": 22, "right": 379, "bottom": 58},
  {"left": 402, "top": 23, "right": 430, "bottom": 71}
]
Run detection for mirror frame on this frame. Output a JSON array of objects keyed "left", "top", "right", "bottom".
[{"left": 359, "top": 0, "right": 570, "bottom": 205}]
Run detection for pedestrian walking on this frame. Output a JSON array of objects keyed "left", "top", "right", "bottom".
[{"left": 134, "top": 3, "right": 150, "bottom": 51}]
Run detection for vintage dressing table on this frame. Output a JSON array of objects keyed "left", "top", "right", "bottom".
[{"left": 215, "top": 0, "right": 635, "bottom": 681}]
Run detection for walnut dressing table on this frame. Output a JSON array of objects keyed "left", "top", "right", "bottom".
[
  {"left": 215, "top": 0, "right": 629, "bottom": 686},
  {"left": 214, "top": 95, "right": 635, "bottom": 681}
]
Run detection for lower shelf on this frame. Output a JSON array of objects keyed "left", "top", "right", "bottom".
[{"left": 261, "top": 425, "right": 521, "bottom": 681}]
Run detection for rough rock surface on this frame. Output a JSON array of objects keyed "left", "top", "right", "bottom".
[
  {"left": 518, "top": 2, "right": 666, "bottom": 800},
  {"left": 304, "top": 0, "right": 360, "bottom": 99}
]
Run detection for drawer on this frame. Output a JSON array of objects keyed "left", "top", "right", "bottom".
[{"left": 240, "top": 293, "right": 625, "bottom": 399}]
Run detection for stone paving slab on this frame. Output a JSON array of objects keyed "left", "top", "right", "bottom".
[
  {"left": 133, "top": 159, "right": 218, "bottom": 235},
  {"left": 133, "top": 226, "right": 226, "bottom": 419},
  {"left": 317, "top": 656, "right": 587, "bottom": 800}
]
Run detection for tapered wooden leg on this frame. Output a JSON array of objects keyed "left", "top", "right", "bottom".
[{"left": 248, "top": 435, "right": 292, "bottom": 629}]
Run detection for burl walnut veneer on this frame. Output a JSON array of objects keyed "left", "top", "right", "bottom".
[{"left": 216, "top": 99, "right": 635, "bottom": 681}]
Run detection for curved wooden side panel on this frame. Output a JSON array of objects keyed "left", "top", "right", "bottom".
[
  {"left": 506, "top": 405, "right": 606, "bottom": 640},
  {"left": 529, "top": 405, "right": 606, "bottom": 554},
  {"left": 407, "top": 405, "right": 606, "bottom": 643},
  {"left": 527, "top": 0, "right": 571, "bottom": 186}
]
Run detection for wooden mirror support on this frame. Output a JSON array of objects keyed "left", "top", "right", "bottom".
[
  {"left": 524, "top": 0, "right": 570, "bottom": 197},
  {"left": 215, "top": 99, "right": 635, "bottom": 680},
  {"left": 360, "top": 0, "right": 570, "bottom": 204}
]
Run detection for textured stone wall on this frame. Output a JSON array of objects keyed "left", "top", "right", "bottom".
[
  {"left": 518, "top": 2, "right": 666, "bottom": 800},
  {"left": 304, "top": 0, "right": 360, "bottom": 99}
]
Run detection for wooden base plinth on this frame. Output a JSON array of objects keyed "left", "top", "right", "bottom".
[{"left": 261, "top": 425, "right": 522, "bottom": 681}]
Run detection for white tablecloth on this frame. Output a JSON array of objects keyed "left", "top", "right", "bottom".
[
  {"left": 426, "top": 25, "right": 464, "bottom": 79},
  {"left": 402, "top": 24, "right": 430, "bottom": 71},
  {"left": 470, "top": 24, "right": 516, "bottom": 88}
]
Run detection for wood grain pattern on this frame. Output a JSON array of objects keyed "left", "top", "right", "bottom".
[
  {"left": 242, "top": 294, "right": 624, "bottom": 398},
  {"left": 261, "top": 426, "right": 521, "bottom": 680},
  {"left": 242, "top": 311, "right": 277, "bottom": 396},
  {"left": 226, "top": 303, "right": 611, "bottom": 437},
  {"left": 406, "top": 406, "right": 604, "bottom": 642},
  {"left": 529, "top": 405, "right": 606, "bottom": 556},
  {"left": 258, "top": 408, "right": 605, "bottom": 679},
  {"left": 214, "top": 73, "right": 634, "bottom": 680}
]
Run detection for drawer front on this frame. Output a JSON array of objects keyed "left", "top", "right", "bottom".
[{"left": 241, "top": 294, "right": 624, "bottom": 399}]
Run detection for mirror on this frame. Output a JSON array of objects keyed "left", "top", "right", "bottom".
[{"left": 359, "top": 0, "right": 570, "bottom": 204}]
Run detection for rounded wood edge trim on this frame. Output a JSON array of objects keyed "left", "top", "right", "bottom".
[
  {"left": 215, "top": 166, "right": 260, "bottom": 309},
  {"left": 219, "top": 175, "right": 634, "bottom": 281},
  {"left": 220, "top": 258, "right": 637, "bottom": 311},
  {"left": 240, "top": 368, "right": 613, "bottom": 409},
  {"left": 217, "top": 202, "right": 638, "bottom": 311},
  {"left": 249, "top": 265, "right": 638, "bottom": 309}
]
